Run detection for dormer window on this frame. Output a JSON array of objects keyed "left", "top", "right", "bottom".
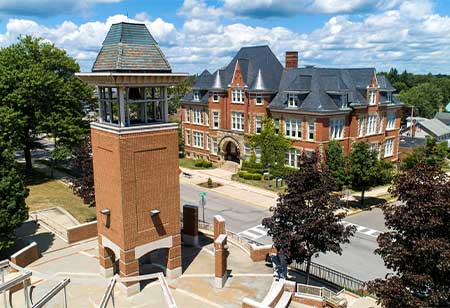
[
  {"left": 341, "top": 94, "right": 348, "bottom": 108},
  {"left": 212, "top": 92, "right": 219, "bottom": 102},
  {"left": 369, "top": 90, "right": 376, "bottom": 105},
  {"left": 387, "top": 92, "right": 393, "bottom": 102},
  {"left": 288, "top": 93, "right": 298, "bottom": 108},
  {"left": 232, "top": 89, "right": 244, "bottom": 104},
  {"left": 193, "top": 91, "right": 200, "bottom": 101},
  {"left": 255, "top": 94, "right": 263, "bottom": 105}
]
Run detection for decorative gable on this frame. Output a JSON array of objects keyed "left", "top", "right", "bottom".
[{"left": 230, "top": 60, "right": 245, "bottom": 87}]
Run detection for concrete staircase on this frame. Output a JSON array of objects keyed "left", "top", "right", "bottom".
[{"left": 220, "top": 161, "right": 240, "bottom": 173}]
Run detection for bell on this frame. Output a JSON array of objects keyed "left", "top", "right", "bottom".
[{"left": 128, "top": 87, "right": 143, "bottom": 100}]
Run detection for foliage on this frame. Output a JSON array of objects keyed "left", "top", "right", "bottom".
[
  {"left": 401, "top": 137, "right": 449, "bottom": 170},
  {"left": 71, "top": 134, "right": 95, "bottom": 206},
  {"left": 194, "top": 160, "right": 213, "bottom": 168},
  {"left": 0, "top": 146, "right": 28, "bottom": 250},
  {"left": 347, "top": 142, "right": 385, "bottom": 206},
  {"left": 262, "top": 153, "right": 355, "bottom": 284},
  {"left": 325, "top": 140, "right": 347, "bottom": 190},
  {"left": 207, "top": 177, "right": 213, "bottom": 187},
  {"left": 0, "top": 36, "right": 91, "bottom": 171},
  {"left": 368, "top": 163, "right": 450, "bottom": 308},
  {"left": 168, "top": 76, "right": 195, "bottom": 115},
  {"left": 398, "top": 83, "right": 444, "bottom": 118},
  {"left": 247, "top": 116, "right": 292, "bottom": 176}
]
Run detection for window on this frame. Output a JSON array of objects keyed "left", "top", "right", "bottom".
[
  {"left": 274, "top": 118, "right": 280, "bottom": 134},
  {"left": 378, "top": 113, "right": 384, "bottom": 133},
  {"left": 193, "top": 131, "right": 204, "bottom": 148},
  {"left": 358, "top": 115, "right": 365, "bottom": 137},
  {"left": 255, "top": 146, "right": 261, "bottom": 163},
  {"left": 232, "top": 112, "right": 244, "bottom": 131},
  {"left": 341, "top": 94, "right": 348, "bottom": 108},
  {"left": 212, "top": 138, "right": 218, "bottom": 154},
  {"left": 244, "top": 143, "right": 251, "bottom": 161},
  {"left": 255, "top": 94, "right": 263, "bottom": 105},
  {"left": 206, "top": 135, "right": 210, "bottom": 150},
  {"left": 288, "top": 93, "right": 298, "bottom": 108},
  {"left": 185, "top": 107, "right": 190, "bottom": 122},
  {"left": 232, "top": 89, "right": 244, "bottom": 104},
  {"left": 285, "top": 149, "right": 300, "bottom": 168},
  {"left": 369, "top": 143, "right": 381, "bottom": 159},
  {"left": 212, "top": 111, "right": 220, "bottom": 129},
  {"left": 369, "top": 90, "right": 376, "bottom": 105},
  {"left": 384, "top": 138, "right": 394, "bottom": 157},
  {"left": 308, "top": 120, "right": 315, "bottom": 140},
  {"left": 185, "top": 129, "right": 190, "bottom": 145},
  {"left": 386, "top": 112, "right": 396, "bottom": 130},
  {"left": 366, "top": 114, "right": 377, "bottom": 135},
  {"left": 205, "top": 111, "right": 209, "bottom": 126},
  {"left": 255, "top": 116, "right": 263, "bottom": 134},
  {"left": 285, "top": 118, "right": 301, "bottom": 139},
  {"left": 387, "top": 92, "right": 393, "bottom": 102},
  {"left": 330, "top": 118, "right": 345, "bottom": 140},
  {"left": 193, "top": 91, "right": 200, "bottom": 101},
  {"left": 212, "top": 92, "right": 219, "bottom": 102},
  {"left": 192, "top": 108, "right": 204, "bottom": 125}
]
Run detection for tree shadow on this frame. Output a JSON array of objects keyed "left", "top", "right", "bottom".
[
  {"left": 23, "top": 169, "right": 53, "bottom": 186},
  {"left": 340, "top": 196, "right": 388, "bottom": 210}
]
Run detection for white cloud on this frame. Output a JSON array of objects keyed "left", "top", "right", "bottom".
[{"left": 0, "top": 0, "right": 449, "bottom": 74}]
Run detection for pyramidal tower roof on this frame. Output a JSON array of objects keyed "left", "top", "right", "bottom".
[
  {"left": 211, "top": 70, "right": 225, "bottom": 89},
  {"left": 92, "top": 22, "right": 171, "bottom": 72},
  {"left": 250, "top": 69, "right": 268, "bottom": 91}
]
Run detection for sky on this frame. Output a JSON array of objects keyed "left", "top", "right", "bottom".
[{"left": 0, "top": 0, "right": 449, "bottom": 74}]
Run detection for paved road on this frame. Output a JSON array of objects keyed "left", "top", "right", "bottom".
[{"left": 180, "top": 182, "right": 390, "bottom": 281}]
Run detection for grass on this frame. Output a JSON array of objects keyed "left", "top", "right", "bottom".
[
  {"left": 231, "top": 174, "right": 286, "bottom": 193},
  {"left": 179, "top": 158, "right": 216, "bottom": 170},
  {"left": 25, "top": 170, "right": 96, "bottom": 223}
]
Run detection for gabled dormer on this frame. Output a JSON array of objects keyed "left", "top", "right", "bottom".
[
  {"left": 366, "top": 73, "right": 379, "bottom": 106},
  {"left": 230, "top": 59, "right": 246, "bottom": 88}
]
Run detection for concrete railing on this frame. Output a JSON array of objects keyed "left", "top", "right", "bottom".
[
  {"left": 296, "top": 283, "right": 347, "bottom": 307},
  {"left": 10, "top": 242, "right": 40, "bottom": 269}
]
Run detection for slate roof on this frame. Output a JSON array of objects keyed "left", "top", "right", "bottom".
[
  {"left": 377, "top": 75, "right": 396, "bottom": 91},
  {"left": 417, "top": 118, "right": 450, "bottom": 138},
  {"left": 92, "top": 22, "right": 171, "bottom": 72},
  {"left": 435, "top": 112, "right": 450, "bottom": 125}
]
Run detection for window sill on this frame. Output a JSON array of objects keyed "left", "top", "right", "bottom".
[
  {"left": 384, "top": 154, "right": 393, "bottom": 158},
  {"left": 385, "top": 128, "right": 396, "bottom": 131},
  {"left": 231, "top": 101, "right": 245, "bottom": 104},
  {"left": 193, "top": 145, "right": 204, "bottom": 149}
]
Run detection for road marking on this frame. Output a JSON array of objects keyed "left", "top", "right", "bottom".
[
  {"left": 342, "top": 221, "right": 382, "bottom": 238},
  {"left": 238, "top": 224, "right": 267, "bottom": 240}
]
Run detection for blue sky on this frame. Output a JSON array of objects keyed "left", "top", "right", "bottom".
[{"left": 1, "top": 0, "right": 449, "bottom": 74}]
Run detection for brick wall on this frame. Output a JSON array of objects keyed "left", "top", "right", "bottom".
[
  {"left": 214, "top": 215, "right": 226, "bottom": 240},
  {"left": 67, "top": 221, "right": 98, "bottom": 244},
  {"left": 248, "top": 244, "right": 276, "bottom": 262},
  {"left": 10, "top": 242, "right": 39, "bottom": 269},
  {"left": 182, "top": 205, "right": 198, "bottom": 237}
]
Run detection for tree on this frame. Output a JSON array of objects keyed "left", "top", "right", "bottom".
[
  {"left": 401, "top": 137, "right": 448, "bottom": 170},
  {"left": 0, "top": 36, "right": 91, "bottom": 172},
  {"left": 398, "top": 83, "right": 444, "bottom": 118},
  {"left": 168, "top": 76, "right": 195, "bottom": 115},
  {"left": 0, "top": 146, "right": 29, "bottom": 250},
  {"left": 347, "top": 142, "right": 381, "bottom": 206},
  {"left": 368, "top": 163, "right": 450, "bottom": 307},
  {"left": 247, "top": 116, "right": 291, "bottom": 176},
  {"left": 71, "top": 135, "right": 95, "bottom": 206},
  {"left": 325, "top": 140, "right": 347, "bottom": 190},
  {"left": 262, "top": 154, "right": 355, "bottom": 284}
]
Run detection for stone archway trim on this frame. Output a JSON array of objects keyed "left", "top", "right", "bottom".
[
  {"left": 101, "top": 235, "right": 121, "bottom": 259},
  {"left": 134, "top": 236, "right": 173, "bottom": 259},
  {"left": 218, "top": 136, "right": 242, "bottom": 154}
]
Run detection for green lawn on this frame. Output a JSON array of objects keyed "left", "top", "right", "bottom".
[
  {"left": 179, "top": 158, "right": 217, "bottom": 169},
  {"left": 231, "top": 174, "right": 286, "bottom": 193},
  {"left": 25, "top": 170, "right": 96, "bottom": 223}
]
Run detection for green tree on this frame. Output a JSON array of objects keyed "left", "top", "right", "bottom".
[
  {"left": 263, "top": 154, "right": 355, "bottom": 284},
  {"left": 401, "top": 137, "right": 448, "bottom": 170},
  {"left": 0, "top": 36, "right": 91, "bottom": 172},
  {"left": 368, "top": 163, "right": 450, "bottom": 307},
  {"left": 325, "top": 140, "right": 347, "bottom": 190},
  {"left": 71, "top": 135, "right": 95, "bottom": 206},
  {"left": 347, "top": 142, "right": 382, "bottom": 206},
  {"left": 168, "top": 76, "right": 195, "bottom": 115},
  {"left": 247, "top": 116, "right": 291, "bottom": 176},
  {"left": 0, "top": 146, "right": 29, "bottom": 250},
  {"left": 398, "top": 83, "right": 444, "bottom": 118}
]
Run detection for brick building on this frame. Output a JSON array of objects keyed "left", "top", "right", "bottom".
[{"left": 181, "top": 46, "right": 403, "bottom": 167}]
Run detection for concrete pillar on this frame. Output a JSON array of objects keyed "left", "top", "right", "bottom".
[
  {"left": 214, "top": 215, "right": 226, "bottom": 240},
  {"left": 166, "top": 234, "right": 182, "bottom": 279},
  {"left": 118, "top": 87, "right": 127, "bottom": 127},
  {"left": 182, "top": 205, "right": 199, "bottom": 246},
  {"left": 163, "top": 86, "right": 169, "bottom": 123},
  {"left": 214, "top": 234, "right": 228, "bottom": 288}
]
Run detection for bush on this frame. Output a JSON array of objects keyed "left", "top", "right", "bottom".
[
  {"left": 238, "top": 171, "right": 247, "bottom": 178},
  {"left": 194, "top": 160, "right": 213, "bottom": 168},
  {"left": 252, "top": 174, "right": 262, "bottom": 180},
  {"left": 243, "top": 173, "right": 254, "bottom": 180},
  {"left": 207, "top": 177, "right": 213, "bottom": 187}
]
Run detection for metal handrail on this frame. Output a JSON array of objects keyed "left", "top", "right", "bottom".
[
  {"left": 32, "top": 278, "right": 70, "bottom": 308},
  {"left": 98, "top": 277, "right": 116, "bottom": 308}
]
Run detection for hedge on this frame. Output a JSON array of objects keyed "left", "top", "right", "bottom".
[{"left": 194, "top": 160, "right": 213, "bottom": 168}]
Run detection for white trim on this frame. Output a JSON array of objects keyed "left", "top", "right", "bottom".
[
  {"left": 91, "top": 122, "right": 178, "bottom": 135},
  {"left": 134, "top": 236, "right": 173, "bottom": 259},
  {"left": 101, "top": 235, "right": 121, "bottom": 259}
]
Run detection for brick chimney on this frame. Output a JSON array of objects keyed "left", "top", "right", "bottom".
[{"left": 285, "top": 51, "right": 298, "bottom": 69}]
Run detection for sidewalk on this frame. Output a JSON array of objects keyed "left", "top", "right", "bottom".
[{"left": 180, "top": 167, "right": 278, "bottom": 209}]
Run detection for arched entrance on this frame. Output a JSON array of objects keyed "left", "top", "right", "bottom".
[
  {"left": 220, "top": 138, "right": 240, "bottom": 163},
  {"left": 104, "top": 247, "right": 119, "bottom": 276},
  {"left": 138, "top": 248, "right": 169, "bottom": 288}
]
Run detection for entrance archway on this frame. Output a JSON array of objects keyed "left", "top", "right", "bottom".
[
  {"left": 104, "top": 247, "right": 119, "bottom": 275},
  {"left": 138, "top": 248, "right": 169, "bottom": 288},
  {"left": 223, "top": 140, "right": 240, "bottom": 163}
]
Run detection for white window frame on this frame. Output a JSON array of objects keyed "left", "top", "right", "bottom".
[
  {"left": 212, "top": 111, "right": 220, "bottom": 129},
  {"left": 185, "top": 129, "right": 191, "bottom": 145},
  {"left": 341, "top": 94, "right": 348, "bottom": 108},
  {"left": 255, "top": 94, "right": 263, "bottom": 105},
  {"left": 206, "top": 134, "right": 210, "bottom": 150},
  {"left": 387, "top": 92, "right": 393, "bottom": 102},
  {"left": 212, "top": 92, "right": 219, "bottom": 102},
  {"left": 369, "top": 90, "right": 376, "bottom": 105},
  {"left": 330, "top": 118, "right": 345, "bottom": 140},
  {"left": 285, "top": 149, "right": 300, "bottom": 169},
  {"left": 185, "top": 106, "right": 190, "bottom": 123},
  {"left": 205, "top": 110, "right": 209, "bottom": 126},
  {"left": 285, "top": 118, "right": 302, "bottom": 139},
  {"left": 288, "top": 93, "right": 298, "bottom": 108},
  {"left": 255, "top": 146, "right": 261, "bottom": 163},
  {"left": 212, "top": 138, "right": 218, "bottom": 154},
  {"left": 386, "top": 112, "right": 396, "bottom": 130},
  {"left": 255, "top": 116, "right": 263, "bottom": 134},
  {"left": 193, "top": 91, "right": 200, "bottom": 101},
  {"left": 366, "top": 114, "right": 377, "bottom": 135},
  {"left": 384, "top": 138, "right": 394, "bottom": 157},
  {"left": 192, "top": 108, "right": 204, "bottom": 125},
  {"left": 358, "top": 115, "right": 365, "bottom": 137},
  {"left": 232, "top": 112, "right": 244, "bottom": 131},
  {"left": 193, "top": 131, "right": 204, "bottom": 149},
  {"left": 232, "top": 89, "right": 244, "bottom": 104},
  {"left": 378, "top": 113, "right": 384, "bottom": 133},
  {"left": 307, "top": 119, "right": 315, "bottom": 141}
]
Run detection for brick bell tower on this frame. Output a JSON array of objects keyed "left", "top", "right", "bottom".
[{"left": 77, "top": 22, "right": 187, "bottom": 296}]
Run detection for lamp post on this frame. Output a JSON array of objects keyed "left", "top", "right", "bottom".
[{"left": 267, "top": 163, "right": 271, "bottom": 189}]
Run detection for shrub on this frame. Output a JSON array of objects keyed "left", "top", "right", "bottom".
[
  {"left": 194, "top": 160, "right": 213, "bottom": 168},
  {"left": 252, "top": 174, "right": 262, "bottom": 180},
  {"left": 243, "top": 173, "right": 254, "bottom": 180},
  {"left": 207, "top": 177, "right": 213, "bottom": 187},
  {"left": 238, "top": 171, "right": 247, "bottom": 178}
]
